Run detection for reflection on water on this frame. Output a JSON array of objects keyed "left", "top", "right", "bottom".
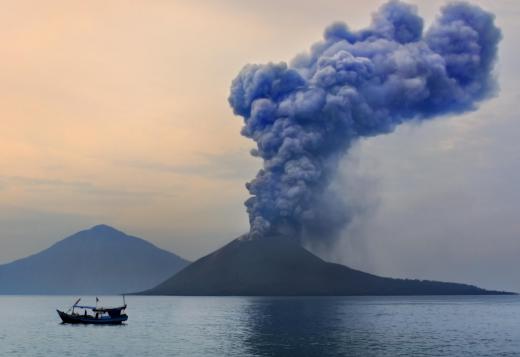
[
  {"left": 1, "top": 295, "right": 519, "bottom": 356},
  {"left": 241, "top": 296, "right": 520, "bottom": 356},
  {"left": 243, "top": 297, "right": 362, "bottom": 356}
]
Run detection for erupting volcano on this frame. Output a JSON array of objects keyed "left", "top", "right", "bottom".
[
  {"left": 143, "top": 1, "right": 507, "bottom": 296},
  {"left": 144, "top": 235, "right": 508, "bottom": 296}
]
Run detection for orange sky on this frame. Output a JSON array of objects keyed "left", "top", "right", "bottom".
[
  {"left": 1, "top": 1, "right": 519, "bottom": 292},
  {"left": 0, "top": 0, "right": 390, "bottom": 259}
]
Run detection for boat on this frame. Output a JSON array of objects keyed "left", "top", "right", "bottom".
[{"left": 57, "top": 297, "right": 128, "bottom": 325}]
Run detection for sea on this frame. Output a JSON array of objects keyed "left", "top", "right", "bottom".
[{"left": 1, "top": 295, "right": 519, "bottom": 356}]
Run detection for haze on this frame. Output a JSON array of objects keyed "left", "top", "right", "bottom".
[{"left": 1, "top": 0, "right": 519, "bottom": 292}]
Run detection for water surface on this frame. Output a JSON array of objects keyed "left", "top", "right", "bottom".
[{"left": 1, "top": 295, "right": 519, "bottom": 356}]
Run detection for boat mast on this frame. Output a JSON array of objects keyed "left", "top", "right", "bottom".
[{"left": 70, "top": 298, "right": 81, "bottom": 314}]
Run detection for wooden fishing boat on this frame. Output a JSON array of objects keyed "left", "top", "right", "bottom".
[{"left": 57, "top": 297, "right": 128, "bottom": 325}]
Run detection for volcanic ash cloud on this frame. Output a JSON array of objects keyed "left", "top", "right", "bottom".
[{"left": 228, "top": 1, "right": 502, "bottom": 242}]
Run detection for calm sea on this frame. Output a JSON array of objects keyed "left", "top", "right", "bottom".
[{"left": 0, "top": 295, "right": 519, "bottom": 356}]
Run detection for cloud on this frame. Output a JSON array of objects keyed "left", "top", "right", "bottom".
[
  {"left": 0, "top": 176, "right": 171, "bottom": 199},
  {"left": 116, "top": 150, "right": 258, "bottom": 181}
]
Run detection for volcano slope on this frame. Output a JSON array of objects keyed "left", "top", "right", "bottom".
[
  {"left": 0, "top": 225, "right": 189, "bottom": 295},
  {"left": 142, "top": 236, "right": 510, "bottom": 296}
]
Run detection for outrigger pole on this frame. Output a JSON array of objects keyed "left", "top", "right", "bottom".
[{"left": 69, "top": 298, "right": 81, "bottom": 313}]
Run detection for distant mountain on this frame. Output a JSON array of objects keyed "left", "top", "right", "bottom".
[
  {"left": 142, "top": 235, "right": 511, "bottom": 296},
  {"left": 0, "top": 225, "right": 189, "bottom": 295}
]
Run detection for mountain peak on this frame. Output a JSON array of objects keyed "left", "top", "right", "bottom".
[
  {"left": 64, "top": 224, "right": 130, "bottom": 243},
  {"left": 142, "top": 236, "right": 511, "bottom": 296},
  {"left": 89, "top": 224, "right": 123, "bottom": 234},
  {"left": 0, "top": 225, "right": 190, "bottom": 294}
]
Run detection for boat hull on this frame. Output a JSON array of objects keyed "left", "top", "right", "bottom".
[{"left": 57, "top": 310, "right": 128, "bottom": 325}]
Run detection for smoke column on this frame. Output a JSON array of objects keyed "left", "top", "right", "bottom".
[{"left": 228, "top": 1, "right": 501, "bottom": 242}]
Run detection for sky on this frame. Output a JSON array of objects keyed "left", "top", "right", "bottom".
[{"left": 1, "top": 0, "right": 519, "bottom": 291}]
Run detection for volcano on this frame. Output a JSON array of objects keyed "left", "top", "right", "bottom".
[
  {"left": 0, "top": 225, "right": 189, "bottom": 295},
  {"left": 142, "top": 236, "right": 509, "bottom": 296}
]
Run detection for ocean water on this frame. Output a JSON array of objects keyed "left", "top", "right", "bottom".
[{"left": 0, "top": 295, "right": 519, "bottom": 356}]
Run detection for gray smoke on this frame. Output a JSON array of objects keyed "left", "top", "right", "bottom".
[{"left": 228, "top": 1, "right": 501, "bottom": 242}]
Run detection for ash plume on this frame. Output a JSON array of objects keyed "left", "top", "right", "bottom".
[{"left": 228, "top": 1, "right": 501, "bottom": 242}]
